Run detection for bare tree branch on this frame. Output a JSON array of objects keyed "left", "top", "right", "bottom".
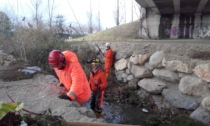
[
  {"left": 47, "top": 0, "right": 56, "bottom": 29},
  {"left": 67, "top": 1, "right": 83, "bottom": 34}
]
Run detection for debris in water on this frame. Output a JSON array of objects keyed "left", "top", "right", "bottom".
[{"left": 142, "top": 108, "right": 148, "bottom": 113}]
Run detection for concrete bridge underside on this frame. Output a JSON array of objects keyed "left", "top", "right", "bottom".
[
  {"left": 135, "top": 0, "right": 210, "bottom": 14},
  {"left": 135, "top": 0, "right": 210, "bottom": 39}
]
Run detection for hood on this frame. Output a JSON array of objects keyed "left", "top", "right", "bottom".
[{"left": 62, "top": 50, "right": 79, "bottom": 63}]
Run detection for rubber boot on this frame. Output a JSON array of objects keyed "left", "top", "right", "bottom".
[{"left": 94, "top": 110, "right": 103, "bottom": 118}]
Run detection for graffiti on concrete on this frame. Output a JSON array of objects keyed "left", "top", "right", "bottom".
[
  {"left": 170, "top": 26, "right": 179, "bottom": 36},
  {"left": 164, "top": 26, "right": 180, "bottom": 36},
  {"left": 159, "top": 15, "right": 173, "bottom": 39},
  {"left": 194, "top": 24, "right": 210, "bottom": 38},
  {"left": 164, "top": 24, "right": 210, "bottom": 38},
  {"left": 160, "top": 15, "right": 210, "bottom": 39}
]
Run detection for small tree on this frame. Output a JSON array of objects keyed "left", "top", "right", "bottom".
[
  {"left": 0, "top": 11, "right": 13, "bottom": 53},
  {"left": 29, "top": 0, "right": 43, "bottom": 28},
  {"left": 96, "top": 0, "right": 101, "bottom": 32},
  {"left": 114, "top": 0, "right": 120, "bottom": 26},
  {"left": 87, "top": 0, "right": 93, "bottom": 34},
  {"left": 54, "top": 15, "right": 65, "bottom": 34},
  {"left": 113, "top": 0, "right": 124, "bottom": 26},
  {"left": 46, "top": 0, "right": 56, "bottom": 30},
  {"left": 0, "top": 11, "right": 12, "bottom": 37}
]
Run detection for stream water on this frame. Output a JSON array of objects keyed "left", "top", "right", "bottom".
[
  {"left": 103, "top": 102, "right": 148, "bottom": 125},
  {"left": 86, "top": 101, "right": 149, "bottom": 125}
]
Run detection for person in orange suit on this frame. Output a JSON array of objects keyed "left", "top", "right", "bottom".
[
  {"left": 88, "top": 58, "right": 107, "bottom": 117},
  {"left": 103, "top": 42, "right": 114, "bottom": 78},
  {"left": 48, "top": 50, "right": 91, "bottom": 105}
]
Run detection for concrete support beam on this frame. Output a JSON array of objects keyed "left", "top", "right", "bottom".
[
  {"left": 135, "top": 0, "right": 149, "bottom": 8},
  {"left": 193, "top": 13, "right": 202, "bottom": 38},
  {"left": 145, "top": 0, "right": 160, "bottom": 14},
  {"left": 196, "top": 0, "right": 208, "bottom": 13},
  {"left": 173, "top": 0, "right": 180, "bottom": 13},
  {"left": 170, "top": 14, "right": 180, "bottom": 39}
]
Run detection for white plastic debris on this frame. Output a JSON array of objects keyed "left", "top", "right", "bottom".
[
  {"left": 20, "top": 120, "right": 28, "bottom": 126},
  {"left": 20, "top": 66, "right": 41, "bottom": 74},
  {"left": 142, "top": 108, "right": 148, "bottom": 113},
  {"left": 21, "top": 69, "right": 36, "bottom": 74},
  {"left": 25, "top": 66, "right": 41, "bottom": 71}
]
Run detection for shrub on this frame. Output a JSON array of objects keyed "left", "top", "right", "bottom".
[
  {"left": 172, "top": 115, "right": 207, "bottom": 126},
  {"left": 146, "top": 114, "right": 161, "bottom": 125},
  {"left": 26, "top": 40, "right": 97, "bottom": 76},
  {"left": 121, "top": 87, "right": 142, "bottom": 105}
]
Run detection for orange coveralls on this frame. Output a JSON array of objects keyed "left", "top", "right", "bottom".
[
  {"left": 54, "top": 50, "right": 91, "bottom": 104},
  {"left": 89, "top": 69, "right": 107, "bottom": 113},
  {"left": 104, "top": 48, "right": 114, "bottom": 78}
]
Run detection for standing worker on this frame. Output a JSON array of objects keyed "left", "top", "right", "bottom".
[
  {"left": 48, "top": 50, "right": 91, "bottom": 106},
  {"left": 103, "top": 42, "right": 114, "bottom": 78},
  {"left": 88, "top": 58, "right": 107, "bottom": 118}
]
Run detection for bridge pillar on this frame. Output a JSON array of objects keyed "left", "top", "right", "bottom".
[
  {"left": 193, "top": 13, "right": 202, "bottom": 38},
  {"left": 170, "top": 14, "right": 180, "bottom": 39}
]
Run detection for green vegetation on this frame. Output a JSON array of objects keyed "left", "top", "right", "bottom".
[
  {"left": 0, "top": 102, "right": 68, "bottom": 126},
  {"left": 146, "top": 114, "right": 161, "bottom": 125},
  {"left": 0, "top": 11, "right": 12, "bottom": 37},
  {"left": 121, "top": 87, "right": 142, "bottom": 105},
  {"left": 172, "top": 115, "right": 207, "bottom": 126},
  {"left": 0, "top": 102, "right": 24, "bottom": 118},
  {"left": 26, "top": 40, "right": 97, "bottom": 76},
  {"left": 2, "top": 71, "right": 33, "bottom": 82},
  {"left": 23, "top": 110, "right": 69, "bottom": 126}
]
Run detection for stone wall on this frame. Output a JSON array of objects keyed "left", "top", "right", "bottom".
[
  {"left": 2, "top": 42, "right": 210, "bottom": 124},
  {"left": 112, "top": 45, "right": 210, "bottom": 125}
]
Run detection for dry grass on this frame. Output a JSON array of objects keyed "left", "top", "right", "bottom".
[{"left": 67, "top": 20, "right": 140, "bottom": 42}]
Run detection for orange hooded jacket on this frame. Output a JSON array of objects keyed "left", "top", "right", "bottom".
[
  {"left": 54, "top": 50, "right": 91, "bottom": 104},
  {"left": 104, "top": 48, "right": 114, "bottom": 75},
  {"left": 89, "top": 69, "right": 107, "bottom": 93}
]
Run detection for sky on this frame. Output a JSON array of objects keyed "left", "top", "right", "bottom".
[{"left": 0, "top": 0, "right": 141, "bottom": 29}]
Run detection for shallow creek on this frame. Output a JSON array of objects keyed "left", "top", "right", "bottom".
[{"left": 86, "top": 101, "right": 149, "bottom": 125}]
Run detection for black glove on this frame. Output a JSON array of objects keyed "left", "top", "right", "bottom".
[
  {"left": 86, "top": 59, "right": 93, "bottom": 64},
  {"left": 59, "top": 83, "right": 64, "bottom": 87},
  {"left": 100, "top": 52, "right": 104, "bottom": 56},
  {"left": 58, "top": 94, "right": 72, "bottom": 101}
]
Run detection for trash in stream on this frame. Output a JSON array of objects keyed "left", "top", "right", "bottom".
[
  {"left": 141, "top": 108, "right": 148, "bottom": 113},
  {"left": 19, "top": 66, "right": 41, "bottom": 74}
]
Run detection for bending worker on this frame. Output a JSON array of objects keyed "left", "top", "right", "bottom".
[
  {"left": 48, "top": 50, "right": 91, "bottom": 105},
  {"left": 88, "top": 59, "right": 107, "bottom": 117},
  {"left": 103, "top": 42, "right": 114, "bottom": 78}
]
